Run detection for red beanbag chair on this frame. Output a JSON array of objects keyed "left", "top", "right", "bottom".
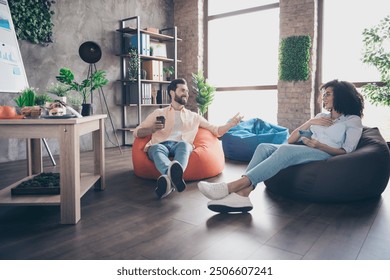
[{"left": 132, "top": 128, "right": 225, "bottom": 181}]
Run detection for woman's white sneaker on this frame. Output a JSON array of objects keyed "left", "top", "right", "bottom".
[
  {"left": 197, "top": 181, "right": 229, "bottom": 200},
  {"left": 207, "top": 193, "right": 253, "bottom": 213}
]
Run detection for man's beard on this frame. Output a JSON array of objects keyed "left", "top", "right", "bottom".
[{"left": 174, "top": 95, "right": 187, "bottom": 105}]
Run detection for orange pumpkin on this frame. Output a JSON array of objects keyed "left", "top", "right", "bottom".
[{"left": 0, "top": 105, "right": 24, "bottom": 119}]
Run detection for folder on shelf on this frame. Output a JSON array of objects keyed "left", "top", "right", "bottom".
[
  {"left": 130, "top": 34, "right": 150, "bottom": 55},
  {"left": 142, "top": 60, "right": 162, "bottom": 81}
]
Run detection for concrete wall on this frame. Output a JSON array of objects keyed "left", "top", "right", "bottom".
[
  {"left": 0, "top": 0, "right": 320, "bottom": 162},
  {"left": 0, "top": 0, "right": 174, "bottom": 162}
]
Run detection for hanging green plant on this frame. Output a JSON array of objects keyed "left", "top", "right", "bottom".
[
  {"left": 279, "top": 35, "right": 311, "bottom": 81},
  {"left": 8, "top": 0, "right": 56, "bottom": 45}
]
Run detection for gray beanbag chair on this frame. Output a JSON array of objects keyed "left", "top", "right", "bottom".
[{"left": 264, "top": 127, "right": 390, "bottom": 202}]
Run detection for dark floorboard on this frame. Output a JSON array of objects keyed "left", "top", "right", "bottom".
[{"left": 0, "top": 146, "right": 389, "bottom": 260}]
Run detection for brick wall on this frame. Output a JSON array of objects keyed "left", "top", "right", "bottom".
[
  {"left": 174, "top": 0, "right": 204, "bottom": 112},
  {"left": 278, "top": 0, "right": 318, "bottom": 131}
]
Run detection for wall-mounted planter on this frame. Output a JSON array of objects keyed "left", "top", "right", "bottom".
[{"left": 279, "top": 35, "right": 311, "bottom": 82}]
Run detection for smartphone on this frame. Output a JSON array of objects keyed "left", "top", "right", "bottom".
[
  {"left": 156, "top": 116, "right": 165, "bottom": 127},
  {"left": 299, "top": 130, "right": 312, "bottom": 139}
]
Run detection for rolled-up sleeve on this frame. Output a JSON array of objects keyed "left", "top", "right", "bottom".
[
  {"left": 133, "top": 110, "right": 160, "bottom": 138},
  {"left": 342, "top": 115, "right": 363, "bottom": 153}
]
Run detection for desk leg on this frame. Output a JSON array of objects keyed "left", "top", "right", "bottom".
[
  {"left": 93, "top": 118, "right": 105, "bottom": 190},
  {"left": 26, "top": 138, "right": 43, "bottom": 176},
  {"left": 59, "top": 124, "right": 80, "bottom": 224}
]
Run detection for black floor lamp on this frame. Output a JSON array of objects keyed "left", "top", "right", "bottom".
[{"left": 78, "top": 41, "right": 122, "bottom": 153}]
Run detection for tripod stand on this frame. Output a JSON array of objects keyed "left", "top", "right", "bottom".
[{"left": 86, "top": 63, "right": 122, "bottom": 154}]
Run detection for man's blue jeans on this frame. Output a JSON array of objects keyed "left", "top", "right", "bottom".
[
  {"left": 245, "top": 143, "right": 332, "bottom": 188},
  {"left": 147, "top": 141, "right": 193, "bottom": 175}
]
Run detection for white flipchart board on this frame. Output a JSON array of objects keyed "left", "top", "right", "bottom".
[{"left": 0, "top": 0, "right": 29, "bottom": 93}]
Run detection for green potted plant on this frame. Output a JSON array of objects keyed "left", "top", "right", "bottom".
[
  {"left": 66, "top": 93, "right": 83, "bottom": 113},
  {"left": 13, "top": 87, "right": 42, "bottom": 118},
  {"left": 127, "top": 48, "right": 139, "bottom": 82},
  {"left": 34, "top": 92, "right": 53, "bottom": 106},
  {"left": 361, "top": 15, "right": 390, "bottom": 107},
  {"left": 163, "top": 66, "right": 175, "bottom": 81},
  {"left": 192, "top": 70, "right": 215, "bottom": 116},
  {"left": 47, "top": 82, "right": 69, "bottom": 103},
  {"left": 56, "top": 67, "right": 109, "bottom": 116}
]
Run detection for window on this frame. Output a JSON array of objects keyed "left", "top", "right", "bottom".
[
  {"left": 206, "top": 0, "right": 280, "bottom": 125},
  {"left": 322, "top": 0, "right": 390, "bottom": 140}
]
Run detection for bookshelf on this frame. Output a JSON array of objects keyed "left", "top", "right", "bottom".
[{"left": 117, "top": 16, "right": 181, "bottom": 145}]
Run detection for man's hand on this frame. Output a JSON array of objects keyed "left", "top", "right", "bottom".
[
  {"left": 228, "top": 112, "right": 244, "bottom": 127},
  {"left": 152, "top": 121, "right": 165, "bottom": 133}
]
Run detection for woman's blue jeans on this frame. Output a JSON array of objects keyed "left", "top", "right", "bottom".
[
  {"left": 147, "top": 141, "right": 193, "bottom": 175},
  {"left": 245, "top": 143, "right": 332, "bottom": 188}
]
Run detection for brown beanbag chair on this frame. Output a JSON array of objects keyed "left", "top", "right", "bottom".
[
  {"left": 132, "top": 128, "right": 225, "bottom": 181},
  {"left": 264, "top": 127, "right": 390, "bottom": 202}
]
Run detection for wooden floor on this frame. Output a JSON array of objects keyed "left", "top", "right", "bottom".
[{"left": 0, "top": 146, "right": 389, "bottom": 260}]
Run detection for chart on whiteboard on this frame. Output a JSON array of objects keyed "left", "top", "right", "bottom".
[{"left": 0, "top": 0, "right": 29, "bottom": 93}]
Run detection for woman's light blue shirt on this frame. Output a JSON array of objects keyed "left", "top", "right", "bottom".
[{"left": 310, "top": 112, "right": 363, "bottom": 153}]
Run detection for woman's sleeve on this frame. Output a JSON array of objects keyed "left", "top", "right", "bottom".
[{"left": 342, "top": 115, "right": 363, "bottom": 153}]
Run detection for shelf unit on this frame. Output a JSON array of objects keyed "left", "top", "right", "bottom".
[{"left": 117, "top": 16, "right": 181, "bottom": 145}]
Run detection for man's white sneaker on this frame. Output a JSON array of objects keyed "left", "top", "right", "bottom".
[
  {"left": 155, "top": 175, "right": 174, "bottom": 199},
  {"left": 197, "top": 181, "right": 229, "bottom": 200},
  {"left": 207, "top": 193, "right": 253, "bottom": 213}
]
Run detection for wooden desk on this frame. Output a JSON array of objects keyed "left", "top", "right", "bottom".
[{"left": 0, "top": 115, "right": 106, "bottom": 224}]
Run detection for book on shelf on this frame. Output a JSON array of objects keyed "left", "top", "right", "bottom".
[
  {"left": 141, "top": 83, "right": 152, "bottom": 104},
  {"left": 157, "top": 89, "right": 169, "bottom": 105},
  {"left": 124, "top": 83, "right": 139, "bottom": 105}
]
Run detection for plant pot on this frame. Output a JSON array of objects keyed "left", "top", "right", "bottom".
[{"left": 81, "top": 103, "right": 92, "bottom": 116}]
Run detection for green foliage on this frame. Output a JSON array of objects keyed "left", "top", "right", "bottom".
[
  {"left": 34, "top": 92, "right": 53, "bottom": 106},
  {"left": 47, "top": 83, "right": 69, "bottom": 97},
  {"left": 192, "top": 71, "right": 215, "bottom": 116},
  {"left": 163, "top": 66, "right": 175, "bottom": 75},
  {"left": 14, "top": 87, "right": 37, "bottom": 107},
  {"left": 361, "top": 15, "right": 390, "bottom": 107},
  {"left": 56, "top": 67, "right": 109, "bottom": 104},
  {"left": 279, "top": 35, "right": 311, "bottom": 81},
  {"left": 8, "top": 0, "right": 55, "bottom": 45},
  {"left": 127, "top": 48, "right": 139, "bottom": 82}
]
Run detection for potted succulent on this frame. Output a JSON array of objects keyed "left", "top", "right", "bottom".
[
  {"left": 192, "top": 70, "right": 215, "bottom": 117},
  {"left": 163, "top": 66, "right": 175, "bottom": 81},
  {"left": 56, "top": 67, "right": 109, "bottom": 116},
  {"left": 47, "top": 82, "right": 69, "bottom": 103},
  {"left": 34, "top": 92, "right": 53, "bottom": 106},
  {"left": 13, "top": 87, "right": 42, "bottom": 118}
]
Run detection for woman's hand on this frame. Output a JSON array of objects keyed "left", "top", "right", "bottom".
[
  {"left": 308, "top": 117, "right": 333, "bottom": 127},
  {"left": 301, "top": 137, "right": 346, "bottom": 156},
  {"left": 301, "top": 137, "right": 321, "bottom": 148}
]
